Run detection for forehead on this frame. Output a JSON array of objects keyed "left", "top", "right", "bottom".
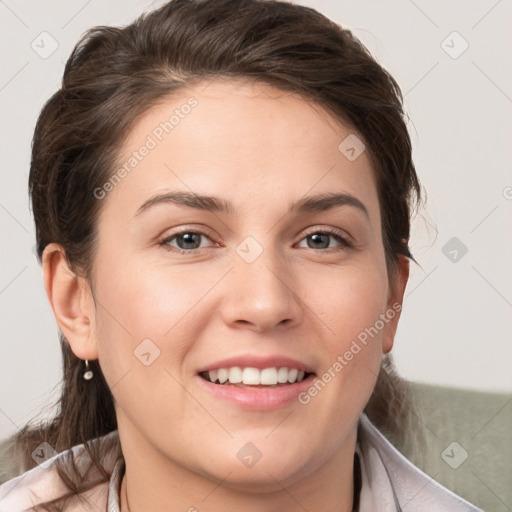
[{"left": 100, "top": 78, "right": 380, "bottom": 223}]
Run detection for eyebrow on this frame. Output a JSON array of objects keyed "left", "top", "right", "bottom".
[{"left": 132, "top": 190, "right": 369, "bottom": 219}]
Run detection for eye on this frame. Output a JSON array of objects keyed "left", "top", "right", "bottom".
[
  {"left": 159, "top": 230, "right": 218, "bottom": 253},
  {"left": 296, "top": 228, "right": 352, "bottom": 251},
  {"left": 159, "top": 227, "right": 352, "bottom": 255}
]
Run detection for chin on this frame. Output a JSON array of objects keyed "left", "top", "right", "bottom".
[{"left": 197, "top": 448, "right": 316, "bottom": 491}]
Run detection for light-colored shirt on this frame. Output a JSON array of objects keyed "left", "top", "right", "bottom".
[{"left": 0, "top": 413, "right": 483, "bottom": 511}]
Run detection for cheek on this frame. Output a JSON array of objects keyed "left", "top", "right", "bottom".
[
  {"left": 95, "top": 255, "right": 210, "bottom": 334},
  {"left": 92, "top": 258, "right": 217, "bottom": 381},
  {"left": 306, "top": 258, "right": 389, "bottom": 343},
  {"left": 300, "top": 258, "right": 388, "bottom": 404}
]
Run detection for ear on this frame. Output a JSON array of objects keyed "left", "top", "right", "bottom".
[
  {"left": 382, "top": 254, "right": 409, "bottom": 354},
  {"left": 42, "top": 243, "right": 98, "bottom": 360}
]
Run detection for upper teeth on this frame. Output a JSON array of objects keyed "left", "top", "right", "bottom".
[{"left": 206, "top": 367, "right": 307, "bottom": 385}]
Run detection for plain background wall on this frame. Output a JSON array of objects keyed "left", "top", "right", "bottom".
[{"left": 1, "top": 0, "right": 511, "bottom": 441}]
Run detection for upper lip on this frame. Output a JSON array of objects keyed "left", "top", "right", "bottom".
[{"left": 197, "top": 355, "right": 315, "bottom": 374}]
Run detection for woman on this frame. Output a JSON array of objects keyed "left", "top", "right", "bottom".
[{"left": 0, "top": 0, "right": 482, "bottom": 510}]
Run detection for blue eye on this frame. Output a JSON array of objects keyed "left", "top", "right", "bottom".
[
  {"left": 159, "top": 231, "right": 215, "bottom": 253},
  {"left": 297, "top": 229, "right": 352, "bottom": 250},
  {"left": 159, "top": 228, "right": 352, "bottom": 254}
]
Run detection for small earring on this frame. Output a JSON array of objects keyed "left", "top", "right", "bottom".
[{"left": 83, "top": 359, "right": 94, "bottom": 380}]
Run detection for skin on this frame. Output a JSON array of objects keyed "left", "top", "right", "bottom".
[{"left": 43, "top": 78, "right": 408, "bottom": 512}]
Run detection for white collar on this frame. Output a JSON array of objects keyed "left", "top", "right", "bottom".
[{"left": 355, "top": 413, "right": 482, "bottom": 511}]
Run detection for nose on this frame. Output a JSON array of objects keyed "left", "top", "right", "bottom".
[{"left": 219, "top": 244, "right": 303, "bottom": 333}]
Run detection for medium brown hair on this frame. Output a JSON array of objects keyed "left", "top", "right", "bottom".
[{"left": 4, "top": 0, "right": 421, "bottom": 507}]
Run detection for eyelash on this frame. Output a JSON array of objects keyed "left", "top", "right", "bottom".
[{"left": 158, "top": 227, "right": 353, "bottom": 255}]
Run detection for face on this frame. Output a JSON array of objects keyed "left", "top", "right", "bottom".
[{"left": 80, "top": 79, "right": 406, "bottom": 490}]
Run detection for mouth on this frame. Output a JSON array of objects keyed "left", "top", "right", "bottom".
[
  {"left": 195, "top": 355, "right": 317, "bottom": 409},
  {"left": 198, "top": 367, "right": 316, "bottom": 388}
]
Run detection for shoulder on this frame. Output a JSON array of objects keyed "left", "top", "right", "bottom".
[
  {"left": 0, "top": 430, "right": 121, "bottom": 512},
  {"left": 357, "top": 413, "right": 483, "bottom": 512}
]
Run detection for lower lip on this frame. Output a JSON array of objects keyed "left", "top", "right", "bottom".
[{"left": 195, "top": 374, "right": 315, "bottom": 410}]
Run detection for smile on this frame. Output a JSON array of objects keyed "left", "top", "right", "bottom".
[
  {"left": 199, "top": 366, "right": 312, "bottom": 387},
  {"left": 196, "top": 370, "right": 316, "bottom": 410}
]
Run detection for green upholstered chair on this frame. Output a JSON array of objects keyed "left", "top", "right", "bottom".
[{"left": 392, "top": 382, "right": 512, "bottom": 512}]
